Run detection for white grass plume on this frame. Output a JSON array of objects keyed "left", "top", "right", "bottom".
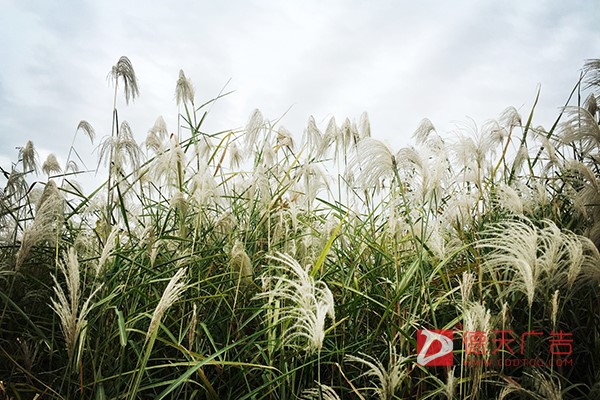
[
  {"left": 98, "top": 121, "right": 143, "bottom": 174},
  {"left": 146, "top": 267, "right": 188, "bottom": 341},
  {"left": 175, "top": 69, "right": 195, "bottom": 106},
  {"left": 76, "top": 120, "right": 96, "bottom": 144},
  {"left": 108, "top": 56, "right": 139, "bottom": 105},
  {"left": 230, "top": 240, "right": 253, "bottom": 286},
  {"left": 96, "top": 225, "right": 120, "bottom": 276},
  {"left": 301, "top": 383, "right": 341, "bottom": 400},
  {"left": 256, "top": 252, "right": 335, "bottom": 353},
  {"left": 50, "top": 247, "right": 103, "bottom": 359},
  {"left": 478, "top": 219, "right": 540, "bottom": 308},
  {"left": 347, "top": 138, "right": 397, "bottom": 189},
  {"left": 42, "top": 153, "right": 62, "bottom": 176},
  {"left": 345, "top": 340, "right": 406, "bottom": 400},
  {"left": 16, "top": 180, "right": 64, "bottom": 269},
  {"left": 20, "top": 140, "right": 38, "bottom": 174}
]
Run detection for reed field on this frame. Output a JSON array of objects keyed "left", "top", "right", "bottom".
[{"left": 1, "top": 56, "right": 600, "bottom": 399}]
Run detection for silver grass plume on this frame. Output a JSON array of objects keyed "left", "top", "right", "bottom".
[
  {"left": 255, "top": 252, "right": 335, "bottom": 353},
  {"left": 413, "top": 118, "right": 437, "bottom": 146},
  {"left": 5, "top": 168, "right": 28, "bottom": 199},
  {"left": 304, "top": 115, "right": 323, "bottom": 158},
  {"left": 96, "top": 225, "right": 120, "bottom": 276},
  {"left": 146, "top": 267, "right": 188, "bottom": 341},
  {"left": 301, "top": 383, "right": 341, "bottom": 400},
  {"left": 559, "top": 107, "right": 600, "bottom": 158},
  {"left": 583, "top": 59, "right": 600, "bottom": 89},
  {"left": 347, "top": 138, "right": 398, "bottom": 189},
  {"left": 153, "top": 134, "right": 186, "bottom": 190},
  {"left": 495, "top": 184, "right": 524, "bottom": 214},
  {"left": 175, "top": 69, "right": 195, "bottom": 106},
  {"left": 228, "top": 142, "right": 244, "bottom": 170},
  {"left": 445, "top": 368, "right": 456, "bottom": 400},
  {"left": 551, "top": 290, "right": 559, "bottom": 329},
  {"left": 358, "top": 111, "right": 371, "bottom": 139},
  {"left": 345, "top": 339, "right": 407, "bottom": 400},
  {"left": 50, "top": 247, "right": 103, "bottom": 359},
  {"left": 276, "top": 126, "right": 295, "bottom": 151},
  {"left": 230, "top": 240, "right": 253, "bottom": 286},
  {"left": 584, "top": 93, "right": 598, "bottom": 118},
  {"left": 16, "top": 180, "right": 64, "bottom": 269},
  {"left": 459, "top": 272, "right": 476, "bottom": 308},
  {"left": 245, "top": 109, "right": 264, "bottom": 153},
  {"left": 42, "top": 153, "right": 62, "bottom": 176},
  {"left": 463, "top": 302, "right": 491, "bottom": 357},
  {"left": 108, "top": 56, "right": 139, "bottom": 105},
  {"left": 77, "top": 120, "right": 96, "bottom": 144},
  {"left": 477, "top": 219, "right": 540, "bottom": 308},
  {"left": 477, "top": 218, "right": 599, "bottom": 307},
  {"left": 146, "top": 116, "right": 169, "bottom": 154},
  {"left": 20, "top": 141, "right": 38, "bottom": 174},
  {"left": 98, "top": 121, "right": 143, "bottom": 174}
]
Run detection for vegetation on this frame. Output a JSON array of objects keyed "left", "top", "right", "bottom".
[{"left": 1, "top": 56, "right": 600, "bottom": 399}]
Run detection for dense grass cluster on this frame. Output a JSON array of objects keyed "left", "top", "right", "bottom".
[{"left": 1, "top": 56, "right": 600, "bottom": 399}]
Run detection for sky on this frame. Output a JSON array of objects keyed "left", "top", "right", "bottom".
[{"left": 1, "top": 0, "right": 599, "bottom": 182}]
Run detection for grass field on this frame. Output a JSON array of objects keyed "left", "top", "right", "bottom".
[{"left": 1, "top": 56, "right": 600, "bottom": 399}]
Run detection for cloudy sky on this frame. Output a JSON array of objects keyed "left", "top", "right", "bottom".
[{"left": 1, "top": 0, "right": 599, "bottom": 179}]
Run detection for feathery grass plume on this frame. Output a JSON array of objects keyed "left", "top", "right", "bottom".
[
  {"left": 477, "top": 219, "right": 540, "bottom": 308},
  {"left": 550, "top": 290, "right": 559, "bottom": 329},
  {"left": 50, "top": 247, "right": 103, "bottom": 359},
  {"left": 16, "top": 180, "right": 64, "bottom": 269},
  {"left": 42, "top": 153, "right": 62, "bottom": 176},
  {"left": 579, "top": 236, "right": 600, "bottom": 283},
  {"left": 276, "top": 126, "right": 295, "bottom": 151},
  {"left": 358, "top": 111, "right": 371, "bottom": 139},
  {"left": 65, "top": 160, "right": 79, "bottom": 173},
  {"left": 228, "top": 142, "right": 244, "bottom": 170},
  {"left": 245, "top": 109, "right": 264, "bottom": 153},
  {"left": 499, "top": 106, "right": 522, "bottom": 133},
  {"left": 96, "top": 225, "right": 120, "bottom": 276},
  {"left": 445, "top": 367, "right": 456, "bottom": 400},
  {"left": 583, "top": 58, "right": 600, "bottom": 89},
  {"left": 20, "top": 140, "right": 38, "bottom": 173},
  {"left": 559, "top": 107, "right": 600, "bottom": 158},
  {"left": 301, "top": 383, "right": 341, "bottom": 400},
  {"left": 108, "top": 56, "right": 139, "bottom": 105},
  {"left": 413, "top": 118, "right": 437, "bottom": 146},
  {"left": 190, "top": 163, "right": 219, "bottom": 207},
  {"left": 459, "top": 272, "right": 476, "bottom": 308},
  {"left": 175, "top": 69, "right": 195, "bottom": 106},
  {"left": 230, "top": 240, "right": 253, "bottom": 286},
  {"left": 5, "top": 168, "right": 28, "bottom": 199},
  {"left": 256, "top": 252, "right": 335, "bottom": 353},
  {"left": 304, "top": 115, "right": 323, "bottom": 157},
  {"left": 146, "top": 267, "right": 188, "bottom": 341},
  {"left": 145, "top": 116, "right": 168, "bottom": 153},
  {"left": 584, "top": 93, "right": 598, "bottom": 118},
  {"left": 527, "top": 370, "right": 563, "bottom": 400},
  {"left": 345, "top": 339, "right": 407, "bottom": 400},
  {"left": 495, "top": 183, "right": 524, "bottom": 214},
  {"left": 187, "top": 303, "right": 197, "bottom": 349},
  {"left": 98, "top": 121, "right": 143, "bottom": 174},
  {"left": 347, "top": 138, "right": 397, "bottom": 189},
  {"left": 153, "top": 134, "right": 186, "bottom": 190},
  {"left": 76, "top": 120, "right": 96, "bottom": 144},
  {"left": 463, "top": 302, "right": 491, "bottom": 356}
]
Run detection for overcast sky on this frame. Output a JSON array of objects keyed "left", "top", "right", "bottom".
[{"left": 1, "top": 0, "right": 599, "bottom": 177}]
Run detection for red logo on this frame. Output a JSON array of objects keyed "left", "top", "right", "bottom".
[{"left": 417, "top": 329, "right": 453, "bottom": 366}]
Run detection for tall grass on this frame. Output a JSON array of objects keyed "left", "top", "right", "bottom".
[{"left": 1, "top": 57, "right": 600, "bottom": 399}]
